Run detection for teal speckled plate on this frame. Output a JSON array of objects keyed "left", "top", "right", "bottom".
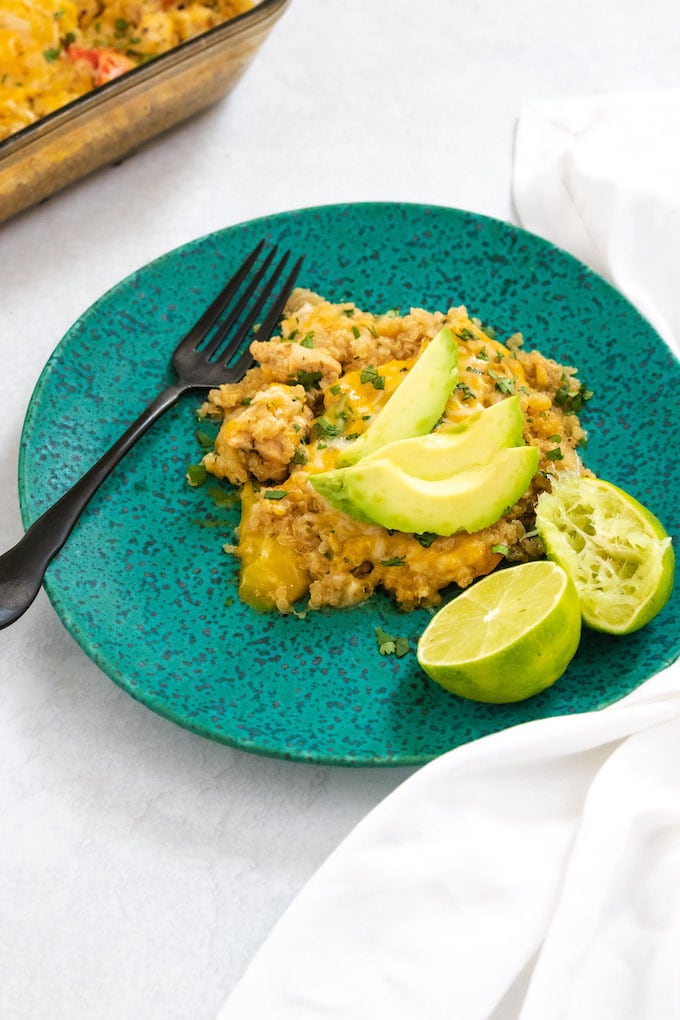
[{"left": 18, "top": 203, "right": 680, "bottom": 766}]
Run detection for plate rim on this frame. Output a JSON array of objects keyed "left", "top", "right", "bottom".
[{"left": 17, "top": 200, "right": 680, "bottom": 766}]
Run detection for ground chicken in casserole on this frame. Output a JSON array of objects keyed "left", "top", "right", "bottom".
[
  {"left": 0, "top": 0, "right": 252, "bottom": 140},
  {"left": 195, "top": 290, "right": 592, "bottom": 613}
]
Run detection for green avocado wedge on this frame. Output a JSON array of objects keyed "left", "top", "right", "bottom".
[
  {"left": 362, "top": 396, "right": 525, "bottom": 480},
  {"left": 336, "top": 326, "right": 458, "bottom": 467},
  {"left": 311, "top": 445, "right": 540, "bottom": 535}
]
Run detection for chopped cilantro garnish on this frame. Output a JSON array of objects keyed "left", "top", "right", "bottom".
[
  {"left": 380, "top": 556, "right": 405, "bottom": 567},
  {"left": 291, "top": 448, "right": 307, "bottom": 465},
  {"left": 195, "top": 429, "right": 214, "bottom": 449},
  {"left": 359, "top": 365, "right": 385, "bottom": 391},
  {"left": 456, "top": 327, "right": 476, "bottom": 341},
  {"left": 546, "top": 447, "right": 564, "bottom": 461},
  {"left": 289, "top": 369, "right": 322, "bottom": 390},
  {"left": 488, "top": 370, "right": 515, "bottom": 395},
  {"left": 299, "top": 332, "right": 315, "bottom": 348},
  {"left": 455, "top": 382, "right": 475, "bottom": 401},
  {"left": 264, "top": 490, "right": 289, "bottom": 500},
  {"left": 491, "top": 543, "right": 510, "bottom": 556},
  {"left": 415, "top": 532, "right": 438, "bottom": 548},
  {"left": 312, "top": 416, "right": 343, "bottom": 439},
  {"left": 555, "top": 379, "right": 594, "bottom": 413},
  {"left": 375, "top": 627, "right": 410, "bottom": 658},
  {"left": 186, "top": 463, "right": 207, "bottom": 487},
  {"left": 43, "top": 47, "right": 61, "bottom": 62}
]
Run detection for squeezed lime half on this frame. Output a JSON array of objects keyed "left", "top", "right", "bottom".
[{"left": 535, "top": 474, "right": 674, "bottom": 635}]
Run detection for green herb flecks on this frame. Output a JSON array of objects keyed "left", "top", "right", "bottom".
[
  {"left": 415, "top": 533, "right": 438, "bottom": 548},
  {"left": 195, "top": 429, "right": 215, "bottom": 450},
  {"left": 555, "top": 378, "right": 594, "bottom": 413},
  {"left": 375, "top": 627, "right": 410, "bottom": 658},
  {"left": 488, "top": 370, "right": 515, "bottom": 395},
  {"left": 288, "top": 369, "right": 323, "bottom": 391},
  {"left": 186, "top": 463, "right": 207, "bottom": 487},
  {"left": 359, "top": 365, "right": 385, "bottom": 391},
  {"left": 455, "top": 382, "right": 475, "bottom": 401},
  {"left": 312, "top": 416, "right": 344, "bottom": 440}
]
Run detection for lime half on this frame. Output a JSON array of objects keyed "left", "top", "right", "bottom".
[
  {"left": 535, "top": 474, "right": 675, "bottom": 635},
  {"left": 416, "top": 561, "right": 581, "bottom": 703}
]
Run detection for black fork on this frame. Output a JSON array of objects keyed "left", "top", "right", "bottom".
[{"left": 0, "top": 240, "right": 303, "bottom": 629}]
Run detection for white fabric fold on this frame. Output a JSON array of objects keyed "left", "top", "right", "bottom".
[
  {"left": 219, "top": 91, "right": 680, "bottom": 1020},
  {"left": 513, "top": 89, "right": 680, "bottom": 349},
  {"left": 219, "top": 667, "right": 680, "bottom": 1020}
]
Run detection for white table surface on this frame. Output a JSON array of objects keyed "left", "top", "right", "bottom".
[{"left": 1, "top": 2, "right": 678, "bottom": 1016}]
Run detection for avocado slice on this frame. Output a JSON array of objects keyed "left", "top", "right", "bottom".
[
  {"left": 336, "top": 326, "right": 458, "bottom": 467},
  {"left": 311, "top": 445, "right": 539, "bottom": 535},
  {"left": 362, "top": 396, "right": 525, "bottom": 480}
]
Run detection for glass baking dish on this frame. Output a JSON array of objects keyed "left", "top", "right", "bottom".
[{"left": 0, "top": 0, "right": 289, "bottom": 225}]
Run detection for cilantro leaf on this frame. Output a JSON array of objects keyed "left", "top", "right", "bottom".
[
  {"left": 359, "top": 365, "right": 385, "bottom": 391},
  {"left": 186, "top": 463, "right": 207, "bottom": 487},
  {"left": 555, "top": 379, "right": 593, "bottom": 413},
  {"left": 375, "top": 627, "right": 410, "bottom": 658}
]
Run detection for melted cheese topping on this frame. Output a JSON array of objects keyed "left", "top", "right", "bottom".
[{"left": 0, "top": 0, "right": 252, "bottom": 140}]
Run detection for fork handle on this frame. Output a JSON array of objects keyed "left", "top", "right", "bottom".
[{"left": 0, "top": 383, "right": 184, "bottom": 629}]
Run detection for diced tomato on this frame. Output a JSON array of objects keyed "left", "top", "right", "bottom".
[{"left": 66, "top": 45, "right": 136, "bottom": 86}]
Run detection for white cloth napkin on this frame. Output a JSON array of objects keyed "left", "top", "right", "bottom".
[{"left": 218, "top": 91, "right": 680, "bottom": 1020}]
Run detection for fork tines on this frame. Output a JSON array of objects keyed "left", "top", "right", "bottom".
[{"left": 202, "top": 242, "right": 303, "bottom": 369}]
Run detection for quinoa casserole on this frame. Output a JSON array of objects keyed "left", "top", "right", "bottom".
[
  {"left": 0, "top": 0, "right": 252, "bottom": 140},
  {"left": 191, "top": 290, "right": 593, "bottom": 614}
]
